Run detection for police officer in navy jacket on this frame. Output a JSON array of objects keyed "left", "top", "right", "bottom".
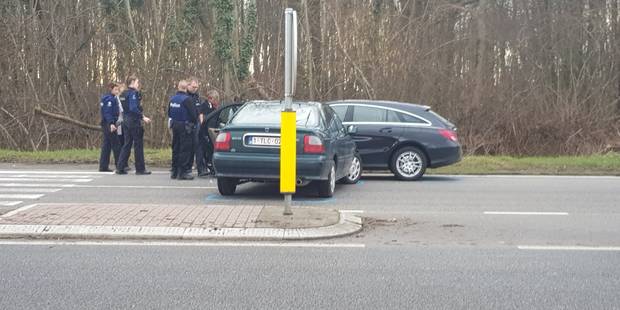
[
  {"left": 187, "top": 78, "right": 212, "bottom": 177},
  {"left": 169, "top": 80, "right": 198, "bottom": 180},
  {"left": 99, "top": 82, "right": 121, "bottom": 172},
  {"left": 116, "top": 75, "right": 152, "bottom": 175}
]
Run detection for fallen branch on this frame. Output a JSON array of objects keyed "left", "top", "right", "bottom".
[
  {"left": 34, "top": 105, "right": 100, "bottom": 131},
  {"left": 34, "top": 106, "right": 156, "bottom": 144}
]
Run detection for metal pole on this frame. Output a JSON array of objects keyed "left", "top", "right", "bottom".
[{"left": 282, "top": 8, "right": 297, "bottom": 216}]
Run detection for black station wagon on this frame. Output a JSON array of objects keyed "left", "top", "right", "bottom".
[
  {"left": 213, "top": 101, "right": 361, "bottom": 197},
  {"left": 328, "top": 100, "right": 461, "bottom": 180}
]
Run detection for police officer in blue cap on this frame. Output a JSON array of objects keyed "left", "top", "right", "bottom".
[
  {"left": 98, "top": 82, "right": 121, "bottom": 172},
  {"left": 116, "top": 75, "right": 152, "bottom": 175},
  {"left": 169, "top": 80, "right": 198, "bottom": 180}
]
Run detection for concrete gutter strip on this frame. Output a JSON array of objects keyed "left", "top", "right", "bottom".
[{"left": 0, "top": 212, "right": 362, "bottom": 241}]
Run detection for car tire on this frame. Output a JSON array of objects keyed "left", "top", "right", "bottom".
[
  {"left": 391, "top": 146, "right": 427, "bottom": 181},
  {"left": 318, "top": 163, "right": 336, "bottom": 198},
  {"left": 340, "top": 153, "right": 362, "bottom": 184},
  {"left": 217, "top": 177, "right": 238, "bottom": 196}
]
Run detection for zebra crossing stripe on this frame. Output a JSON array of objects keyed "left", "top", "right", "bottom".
[
  {"left": 0, "top": 178, "right": 93, "bottom": 183},
  {"left": 0, "top": 201, "right": 22, "bottom": 207},
  {"left": 0, "top": 170, "right": 109, "bottom": 175},
  {"left": 0, "top": 188, "right": 62, "bottom": 193},
  {"left": 0, "top": 183, "right": 76, "bottom": 187},
  {"left": 8, "top": 175, "right": 96, "bottom": 179},
  {"left": 0, "top": 194, "right": 45, "bottom": 199}
]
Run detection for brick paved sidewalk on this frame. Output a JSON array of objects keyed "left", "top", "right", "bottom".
[
  {"left": 0, "top": 203, "right": 264, "bottom": 229},
  {"left": 0, "top": 203, "right": 361, "bottom": 240}
]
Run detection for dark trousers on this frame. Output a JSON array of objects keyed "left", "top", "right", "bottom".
[
  {"left": 171, "top": 122, "right": 195, "bottom": 175},
  {"left": 118, "top": 131, "right": 130, "bottom": 168},
  {"left": 194, "top": 126, "right": 210, "bottom": 173},
  {"left": 117, "top": 125, "right": 146, "bottom": 172},
  {"left": 99, "top": 124, "right": 121, "bottom": 170}
]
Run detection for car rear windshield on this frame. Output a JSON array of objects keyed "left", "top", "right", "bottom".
[
  {"left": 429, "top": 110, "right": 455, "bottom": 128},
  {"left": 229, "top": 102, "right": 320, "bottom": 127}
]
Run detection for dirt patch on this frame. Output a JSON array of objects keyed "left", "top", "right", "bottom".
[{"left": 254, "top": 206, "right": 340, "bottom": 229}]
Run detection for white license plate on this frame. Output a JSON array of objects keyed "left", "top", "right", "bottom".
[{"left": 249, "top": 136, "right": 280, "bottom": 146}]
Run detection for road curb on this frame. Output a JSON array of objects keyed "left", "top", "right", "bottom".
[{"left": 0, "top": 211, "right": 362, "bottom": 241}]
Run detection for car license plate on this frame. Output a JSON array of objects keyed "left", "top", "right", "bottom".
[{"left": 249, "top": 136, "right": 280, "bottom": 146}]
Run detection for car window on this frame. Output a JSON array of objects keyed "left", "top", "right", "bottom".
[
  {"left": 334, "top": 114, "right": 346, "bottom": 135},
  {"left": 398, "top": 112, "right": 427, "bottom": 124},
  {"left": 218, "top": 107, "right": 234, "bottom": 124},
  {"left": 230, "top": 103, "right": 319, "bottom": 127},
  {"left": 387, "top": 110, "right": 400, "bottom": 122},
  {"left": 322, "top": 106, "right": 333, "bottom": 126},
  {"left": 331, "top": 105, "right": 348, "bottom": 122},
  {"left": 352, "top": 106, "right": 385, "bottom": 122}
]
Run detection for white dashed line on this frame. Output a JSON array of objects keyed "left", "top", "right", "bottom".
[
  {"left": 518, "top": 245, "right": 620, "bottom": 251},
  {"left": 484, "top": 211, "right": 568, "bottom": 215}
]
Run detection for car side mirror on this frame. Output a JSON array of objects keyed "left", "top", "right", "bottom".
[{"left": 347, "top": 125, "right": 357, "bottom": 134}]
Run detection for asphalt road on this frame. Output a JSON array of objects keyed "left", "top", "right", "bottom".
[
  {"left": 1, "top": 242, "right": 619, "bottom": 310},
  {"left": 0, "top": 164, "right": 619, "bottom": 309}
]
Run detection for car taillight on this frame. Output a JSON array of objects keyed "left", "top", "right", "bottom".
[
  {"left": 303, "top": 135, "right": 325, "bottom": 154},
  {"left": 214, "top": 132, "right": 231, "bottom": 151},
  {"left": 439, "top": 129, "right": 458, "bottom": 142}
]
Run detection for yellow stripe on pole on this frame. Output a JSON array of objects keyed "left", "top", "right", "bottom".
[{"left": 280, "top": 111, "right": 297, "bottom": 194}]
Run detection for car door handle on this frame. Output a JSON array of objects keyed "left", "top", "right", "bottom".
[{"left": 379, "top": 127, "right": 393, "bottom": 133}]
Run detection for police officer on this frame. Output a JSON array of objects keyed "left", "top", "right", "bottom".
[
  {"left": 169, "top": 80, "right": 198, "bottom": 180},
  {"left": 116, "top": 75, "right": 152, "bottom": 175},
  {"left": 99, "top": 82, "right": 121, "bottom": 172},
  {"left": 187, "top": 77, "right": 213, "bottom": 177}
]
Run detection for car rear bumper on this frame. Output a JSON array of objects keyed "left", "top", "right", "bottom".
[
  {"left": 213, "top": 152, "right": 332, "bottom": 181},
  {"left": 428, "top": 145, "right": 462, "bottom": 168}
]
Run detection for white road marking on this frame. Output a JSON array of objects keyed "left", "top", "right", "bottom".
[
  {"left": 9, "top": 175, "right": 97, "bottom": 179},
  {"left": 0, "top": 201, "right": 22, "bottom": 207},
  {"left": 0, "top": 183, "right": 197, "bottom": 190},
  {"left": 0, "top": 170, "right": 111, "bottom": 175},
  {"left": 484, "top": 211, "right": 569, "bottom": 215},
  {"left": 340, "top": 210, "right": 365, "bottom": 213},
  {"left": 0, "top": 240, "right": 366, "bottom": 248},
  {"left": 0, "top": 204, "right": 38, "bottom": 218},
  {"left": 518, "top": 245, "right": 620, "bottom": 251},
  {"left": 0, "top": 178, "right": 92, "bottom": 183},
  {"left": 68, "top": 185, "right": 217, "bottom": 189},
  {"left": 0, "top": 183, "right": 76, "bottom": 188},
  {"left": 0, "top": 194, "right": 44, "bottom": 199},
  {"left": 0, "top": 188, "right": 61, "bottom": 193},
  {"left": 446, "top": 174, "right": 619, "bottom": 179},
  {"left": 364, "top": 173, "right": 619, "bottom": 179}
]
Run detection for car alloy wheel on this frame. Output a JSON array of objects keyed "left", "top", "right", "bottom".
[
  {"left": 392, "top": 146, "right": 427, "bottom": 181},
  {"left": 342, "top": 154, "right": 362, "bottom": 184}
]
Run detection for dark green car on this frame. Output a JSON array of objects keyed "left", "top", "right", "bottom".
[{"left": 213, "top": 101, "right": 362, "bottom": 197}]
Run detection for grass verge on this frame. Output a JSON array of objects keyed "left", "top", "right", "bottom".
[{"left": 0, "top": 149, "right": 618, "bottom": 175}]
